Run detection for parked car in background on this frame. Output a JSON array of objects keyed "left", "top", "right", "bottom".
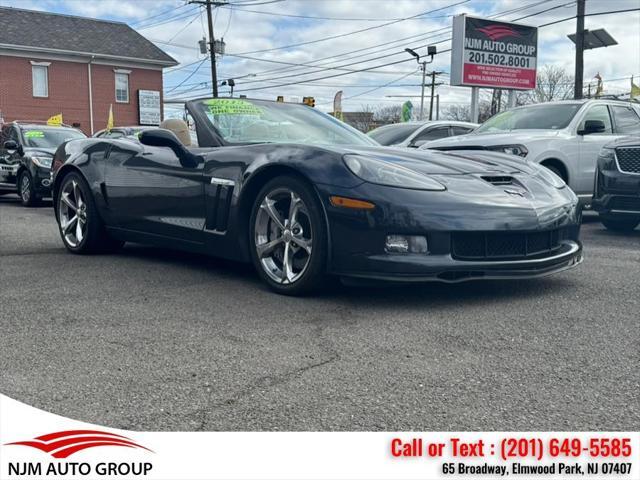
[
  {"left": 0, "top": 122, "right": 86, "bottom": 206},
  {"left": 93, "top": 126, "right": 154, "bottom": 139},
  {"left": 592, "top": 137, "right": 640, "bottom": 231},
  {"left": 422, "top": 99, "right": 640, "bottom": 205},
  {"left": 368, "top": 120, "right": 477, "bottom": 148}
]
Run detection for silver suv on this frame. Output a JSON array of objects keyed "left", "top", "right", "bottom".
[{"left": 423, "top": 99, "right": 640, "bottom": 204}]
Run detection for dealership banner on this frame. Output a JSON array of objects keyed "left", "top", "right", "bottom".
[
  {"left": 450, "top": 14, "right": 538, "bottom": 90},
  {"left": 1, "top": 394, "right": 638, "bottom": 480}
]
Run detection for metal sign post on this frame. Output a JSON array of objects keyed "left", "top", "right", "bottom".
[{"left": 470, "top": 87, "right": 479, "bottom": 123}]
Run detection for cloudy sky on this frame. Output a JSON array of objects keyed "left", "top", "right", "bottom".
[{"left": 2, "top": 0, "right": 639, "bottom": 113}]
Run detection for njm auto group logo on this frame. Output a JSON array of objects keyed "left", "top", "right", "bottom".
[{"left": 3, "top": 429, "right": 153, "bottom": 477}]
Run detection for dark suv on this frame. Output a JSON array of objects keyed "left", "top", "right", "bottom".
[
  {"left": 0, "top": 122, "right": 86, "bottom": 206},
  {"left": 592, "top": 137, "right": 640, "bottom": 232}
]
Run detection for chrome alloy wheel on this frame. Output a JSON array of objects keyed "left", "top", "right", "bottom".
[
  {"left": 20, "top": 174, "right": 31, "bottom": 203},
  {"left": 254, "top": 188, "right": 313, "bottom": 284},
  {"left": 58, "top": 179, "right": 87, "bottom": 248}
]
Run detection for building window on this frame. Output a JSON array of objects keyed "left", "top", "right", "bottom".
[
  {"left": 31, "top": 64, "right": 49, "bottom": 97},
  {"left": 115, "top": 72, "right": 129, "bottom": 103}
]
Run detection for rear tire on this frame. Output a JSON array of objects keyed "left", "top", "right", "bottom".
[
  {"left": 56, "top": 172, "right": 124, "bottom": 253},
  {"left": 18, "top": 171, "right": 40, "bottom": 207},
  {"left": 249, "top": 175, "right": 327, "bottom": 295},
  {"left": 601, "top": 216, "right": 640, "bottom": 232}
]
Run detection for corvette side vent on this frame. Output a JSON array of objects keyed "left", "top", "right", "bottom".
[{"left": 481, "top": 175, "right": 514, "bottom": 186}]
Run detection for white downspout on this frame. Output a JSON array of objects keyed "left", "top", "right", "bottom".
[{"left": 88, "top": 56, "right": 95, "bottom": 134}]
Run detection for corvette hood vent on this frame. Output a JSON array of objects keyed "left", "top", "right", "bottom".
[{"left": 481, "top": 175, "right": 515, "bottom": 186}]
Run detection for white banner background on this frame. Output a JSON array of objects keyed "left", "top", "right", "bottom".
[{"left": 1, "top": 394, "right": 638, "bottom": 480}]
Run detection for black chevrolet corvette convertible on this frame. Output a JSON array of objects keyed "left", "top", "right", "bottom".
[{"left": 51, "top": 98, "right": 582, "bottom": 294}]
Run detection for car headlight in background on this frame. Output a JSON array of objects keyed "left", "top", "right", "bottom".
[
  {"left": 535, "top": 164, "right": 566, "bottom": 189},
  {"left": 343, "top": 155, "right": 446, "bottom": 191},
  {"left": 31, "top": 156, "right": 53, "bottom": 168},
  {"left": 597, "top": 146, "right": 617, "bottom": 171},
  {"left": 488, "top": 145, "right": 528, "bottom": 157}
]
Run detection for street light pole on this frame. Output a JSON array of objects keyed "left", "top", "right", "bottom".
[
  {"left": 419, "top": 62, "right": 427, "bottom": 121},
  {"left": 404, "top": 46, "right": 437, "bottom": 121}
]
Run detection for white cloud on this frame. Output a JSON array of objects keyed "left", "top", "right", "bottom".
[{"left": 3, "top": 0, "right": 639, "bottom": 112}]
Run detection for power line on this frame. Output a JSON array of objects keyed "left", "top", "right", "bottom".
[
  {"left": 165, "top": 57, "right": 209, "bottom": 93},
  {"left": 225, "top": 0, "right": 560, "bottom": 83},
  {"left": 232, "top": 0, "right": 471, "bottom": 55},
  {"left": 130, "top": 2, "right": 189, "bottom": 27},
  {"left": 230, "top": 1, "right": 577, "bottom": 89},
  {"left": 167, "top": 10, "right": 203, "bottom": 43},
  {"left": 156, "top": 1, "right": 550, "bottom": 82},
  {"left": 223, "top": 5, "right": 455, "bottom": 22},
  {"left": 137, "top": 6, "right": 201, "bottom": 30}
]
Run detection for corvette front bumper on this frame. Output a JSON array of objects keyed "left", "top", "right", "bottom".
[
  {"left": 319, "top": 181, "right": 582, "bottom": 283},
  {"left": 333, "top": 240, "right": 582, "bottom": 283}
]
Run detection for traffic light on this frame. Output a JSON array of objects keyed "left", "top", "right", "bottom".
[{"left": 302, "top": 96, "right": 315, "bottom": 107}]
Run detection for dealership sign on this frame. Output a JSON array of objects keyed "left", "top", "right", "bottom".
[
  {"left": 450, "top": 15, "right": 538, "bottom": 90},
  {"left": 138, "top": 90, "right": 161, "bottom": 126}
]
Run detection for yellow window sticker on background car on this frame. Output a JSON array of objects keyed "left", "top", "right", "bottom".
[
  {"left": 24, "top": 131, "right": 45, "bottom": 138},
  {"left": 205, "top": 99, "right": 263, "bottom": 116}
]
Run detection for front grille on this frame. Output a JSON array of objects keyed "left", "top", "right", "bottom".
[
  {"left": 452, "top": 229, "right": 565, "bottom": 261},
  {"left": 616, "top": 147, "right": 640, "bottom": 173},
  {"left": 609, "top": 196, "right": 640, "bottom": 211}
]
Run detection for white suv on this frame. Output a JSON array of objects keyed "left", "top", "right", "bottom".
[{"left": 422, "top": 99, "right": 640, "bottom": 204}]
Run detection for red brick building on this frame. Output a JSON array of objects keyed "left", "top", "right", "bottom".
[{"left": 0, "top": 7, "right": 177, "bottom": 135}]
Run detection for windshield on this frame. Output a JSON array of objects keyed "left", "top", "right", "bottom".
[
  {"left": 475, "top": 104, "right": 583, "bottom": 133},
  {"left": 368, "top": 124, "right": 420, "bottom": 145},
  {"left": 192, "top": 98, "right": 378, "bottom": 146},
  {"left": 22, "top": 128, "right": 86, "bottom": 148}
]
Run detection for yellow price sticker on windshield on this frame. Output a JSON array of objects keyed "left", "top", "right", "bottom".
[
  {"left": 205, "top": 99, "right": 263, "bottom": 116},
  {"left": 25, "top": 131, "right": 45, "bottom": 138}
]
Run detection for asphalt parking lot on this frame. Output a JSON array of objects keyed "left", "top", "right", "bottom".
[{"left": 1, "top": 195, "right": 639, "bottom": 432}]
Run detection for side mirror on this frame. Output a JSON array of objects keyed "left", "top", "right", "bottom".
[
  {"left": 578, "top": 119, "right": 605, "bottom": 135},
  {"left": 410, "top": 140, "right": 428, "bottom": 148},
  {"left": 139, "top": 129, "right": 199, "bottom": 168},
  {"left": 3, "top": 140, "right": 19, "bottom": 152}
]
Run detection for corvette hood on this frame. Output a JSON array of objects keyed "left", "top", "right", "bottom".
[
  {"left": 340, "top": 145, "right": 536, "bottom": 176},
  {"left": 422, "top": 130, "right": 562, "bottom": 150}
]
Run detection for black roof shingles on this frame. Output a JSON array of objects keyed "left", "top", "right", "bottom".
[{"left": 0, "top": 7, "right": 177, "bottom": 65}]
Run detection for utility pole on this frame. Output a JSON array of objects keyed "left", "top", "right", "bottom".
[
  {"left": 205, "top": 0, "right": 218, "bottom": 98},
  {"left": 190, "top": 0, "right": 227, "bottom": 98},
  {"left": 419, "top": 63, "right": 427, "bottom": 121},
  {"left": 574, "top": 0, "right": 586, "bottom": 99},
  {"left": 428, "top": 71, "right": 444, "bottom": 120}
]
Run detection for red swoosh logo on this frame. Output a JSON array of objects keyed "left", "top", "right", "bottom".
[
  {"left": 477, "top": 25, "right": 521, "bottom": 41},
  {"left": 5, "top": 430, "right": 152, "bottom": 458}
]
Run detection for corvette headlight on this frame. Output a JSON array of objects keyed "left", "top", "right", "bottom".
[
  {"left": 31, "top": 156, "right": 53, "bottom": 168},
  {"left": 535, "top": 164, "right": 566, "bottom": 189},
  {"left": 488, "top": 144, "right": 528, "bottom": 157},
  {"left": 343, "top": 155, "right": 445, "bottom": 191}
]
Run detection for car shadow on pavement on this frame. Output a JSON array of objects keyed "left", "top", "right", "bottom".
[{"left": 117, "top": 243, "right": 574, "bottom": 308}]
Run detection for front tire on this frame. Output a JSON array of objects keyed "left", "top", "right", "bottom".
[
  {"left": 18, "top": 171, "right": 40, "bottom": 207},
  {"left": 249, "top": 175, "right": 327, "bottom": 295},
  {"left": 600, "top": 216, "right": 640, "bottom": 232},
  {"left": 56, "top": 172, "right": 124, "bottom": 253}
]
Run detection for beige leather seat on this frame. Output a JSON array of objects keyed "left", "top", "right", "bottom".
[{"left": 159, "top": 118, "right": 191, "bottom": 146}]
